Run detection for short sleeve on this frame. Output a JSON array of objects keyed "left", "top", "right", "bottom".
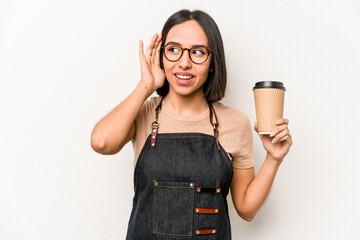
[
  {"left": 131, "top": 97, "right": 158, "bottom": 167},
  {"left": 132, "top": 100, "right": 149, "bottom": 141},
  {"left": 231, "top": 116, "right": 254, "bottom": 169}
]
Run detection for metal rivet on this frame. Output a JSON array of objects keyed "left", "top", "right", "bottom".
[
  {"left": 190, "top": 183, "right": 194, "bottom": 187},
  {"left": 154, "top": 182, "right": 158, "bottom": 186},
  {"left": 196, "top": 187, "right": 201, "bottom": 192},
  {"left": 216, "top": 188, "right": 221, "bottom": 193},
  {"left": 196, "top": 230, "right": 200, "bottom": 235},
  {"left": 215, "top": 209, "right": 219, "bottom": 213},
  {"left": 153, "top": 129, "right": 156, "bottom": 132},
  {"left": 151, "top": 143, "right": 155, "bottom": 147},
  {"left": 195, "top": 208, "right": 199, "bottom": 213},
  {"left": 152, "top": 136, "right": 155, "bottom": 139},
  {"left": 212, "top": 229, "right": 216, "bottom": 233}
]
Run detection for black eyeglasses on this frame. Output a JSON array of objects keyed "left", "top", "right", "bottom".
[{"left": 162, "top": 43, "right": 212, "bottom": 64}]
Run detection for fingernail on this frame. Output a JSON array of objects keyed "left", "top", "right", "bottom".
[
  {"left": 270, "top": 131, "right": 276, "bottom": 137},
  {"left": 276, "top": 120, "right": 282, "bottom": 124},
  {"left": 271, "top": 138, "right": 277, "bottom": 144}
]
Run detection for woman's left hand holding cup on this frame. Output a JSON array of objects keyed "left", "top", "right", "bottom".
[{"left": 254, "top": 118, "right": 293, "bottom": 163}]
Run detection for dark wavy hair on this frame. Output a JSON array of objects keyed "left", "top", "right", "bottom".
[{"left": 157, "top": 9, "right": 227, "bottom": 103}]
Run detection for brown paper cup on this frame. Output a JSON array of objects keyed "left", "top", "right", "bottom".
[{"left": 253, "top": 81, "right": 286, "bottom": 135}]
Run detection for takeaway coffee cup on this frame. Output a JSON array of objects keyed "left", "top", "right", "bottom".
[{"left": 253, "top": 81, "right": 286, "bottom": 134}]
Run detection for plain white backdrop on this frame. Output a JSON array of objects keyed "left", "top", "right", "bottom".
[{"left": 1, "top": 0, "right": 359, "bottom": 239}]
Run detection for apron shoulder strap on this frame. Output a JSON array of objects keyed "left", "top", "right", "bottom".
[
  {"left": 150, "top": 98, "right": 164, "bottom": 147},
  {"left": 208, "top": 103, "right": 221, "bottom": 151}
]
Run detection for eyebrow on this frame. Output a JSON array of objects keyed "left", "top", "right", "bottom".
[{"left": 166, "top": 41, "right": 209, "bottom": 49}]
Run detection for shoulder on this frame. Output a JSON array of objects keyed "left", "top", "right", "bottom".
[
  {"left": 148, "top": 96, "right": 162, "bottom": 106},
  {"left": 139, "top": 96, "right": 162, "bottom": 114},
  {"left": 133, "top": 96, "right": 162, "bottom": 149},
  {"left": 213, "top": 102, "right": 250, "bottom": 130},
  {"left": 213, "top": 102, "right": 254, "bottom": 169}
]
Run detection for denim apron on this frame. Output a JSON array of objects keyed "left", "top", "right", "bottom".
[{"left": 126, "top": 99, "right": 234, "bottom": 239}]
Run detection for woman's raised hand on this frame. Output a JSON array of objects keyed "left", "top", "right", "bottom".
[
  {"left": 254, "top": 118, "right": 293, "bottom": 163},
  {"left": 139, "top": 33, "right": 166, "bottom": 93}
]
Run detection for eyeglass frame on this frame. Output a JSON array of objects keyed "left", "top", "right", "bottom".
[{"left": 162, "top": 42, "right": 213, "bottom": 64}]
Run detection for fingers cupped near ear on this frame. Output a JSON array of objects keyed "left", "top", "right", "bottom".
[
  {"left": 139, "top": 40, "right": 144, "bottom": 56},
  {"left": 153, "top": 34, "right": 163, "bottom": 58},
  {"left": 153, "top": 36, "right": 161, "bottom": 55},
  {"left": 146, "top": 33, "right": 158, "bottom": 57},
  {"left": 155, "top": 44, "right": 162, "bottom": 64}
]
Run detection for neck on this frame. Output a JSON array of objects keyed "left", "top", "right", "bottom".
[{"left": 163, "top": 89, "right": 208, "bottom": 115}]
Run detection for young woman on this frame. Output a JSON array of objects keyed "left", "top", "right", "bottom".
[{"left": 91, "top": 9, "right": 293, "bottom": 240}]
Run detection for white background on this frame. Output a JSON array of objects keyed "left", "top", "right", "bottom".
[{"left": 1, "top": 0, "right": 359, "bottom": 239}]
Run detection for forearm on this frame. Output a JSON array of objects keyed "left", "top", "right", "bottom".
[
  {"left": 238, "top": 153, "right": 282, "bottom": 220},
  {"left": 90, "top": 81, "right": 154, "bottom": 154}
]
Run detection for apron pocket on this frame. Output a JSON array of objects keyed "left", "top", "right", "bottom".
[{"left": 152, "top": 180, "right": 195, "bottom": 236}]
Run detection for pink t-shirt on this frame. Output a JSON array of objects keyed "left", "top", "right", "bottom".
[{"left": 131, "top": 97, "right": 254, "bottom": 169}]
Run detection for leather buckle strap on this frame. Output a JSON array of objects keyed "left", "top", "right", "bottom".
[
  {"left": 150, "top": 123, "right": 159, "bottom": 147},
  {"left": 195, "top": 229, "right": 217, "bottom": 235},
  {"left": 195, "top": 208, "right": 219, "bottom": 214},
  {"left": 196, "top": 187, "right": 221, "bottom": 194},
  {"left": 151, "top": 98, "right": 164, "bottom": 148}
]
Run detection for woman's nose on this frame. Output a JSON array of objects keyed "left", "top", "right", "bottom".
[{"left": 178, "top": 50, "right": 192, "bottom": 69}]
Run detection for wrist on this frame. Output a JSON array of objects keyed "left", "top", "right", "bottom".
[
  {"left": 265, "top": 153, "right": 283, "bottom": 168},
  {"left": 136, "top": 80, "right": 156, "bottom": 98}
]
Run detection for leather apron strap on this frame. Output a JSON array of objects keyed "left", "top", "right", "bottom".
[{"left": 208, "top": 102, "right": 220, "bottom": 151}]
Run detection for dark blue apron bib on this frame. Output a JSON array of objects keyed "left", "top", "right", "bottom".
[{"left": 126, "top": 99, "right": 234, "bottom": 239}]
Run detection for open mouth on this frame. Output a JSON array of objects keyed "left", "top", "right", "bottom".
[
  {"left": 174, "top": 74, "right": 194, "bottom": 85},
  {"left": 175, "top": 74, "right": 192, "bottom": 80}
]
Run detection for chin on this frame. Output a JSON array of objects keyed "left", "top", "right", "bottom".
[{"left": 170, "top": 85, "right": 203, "bottom": 98}]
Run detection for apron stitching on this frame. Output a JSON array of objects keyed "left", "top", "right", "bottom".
[
  {"left": 157, "top": 135, "right": 214, "bottom": 140},
  {"left": 152, "top": 181, "right": 195, "bottom": 237},
  {"left": 153, "top": 232, "right": 193, "bottom": 237},
  {"left": 152, "top": 183, "right": 155, "bottom": 235},
  {"left": 191, "top": 183, "right": 194, "bottom": 236}
]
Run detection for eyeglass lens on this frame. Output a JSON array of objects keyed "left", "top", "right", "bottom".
[{"left": 164, "top": 44, "right": 209, "bottom": 64}]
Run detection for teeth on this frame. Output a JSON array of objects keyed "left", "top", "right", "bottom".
[{"left": 176, "top": 74, "right": 192, "bottom": 80}]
